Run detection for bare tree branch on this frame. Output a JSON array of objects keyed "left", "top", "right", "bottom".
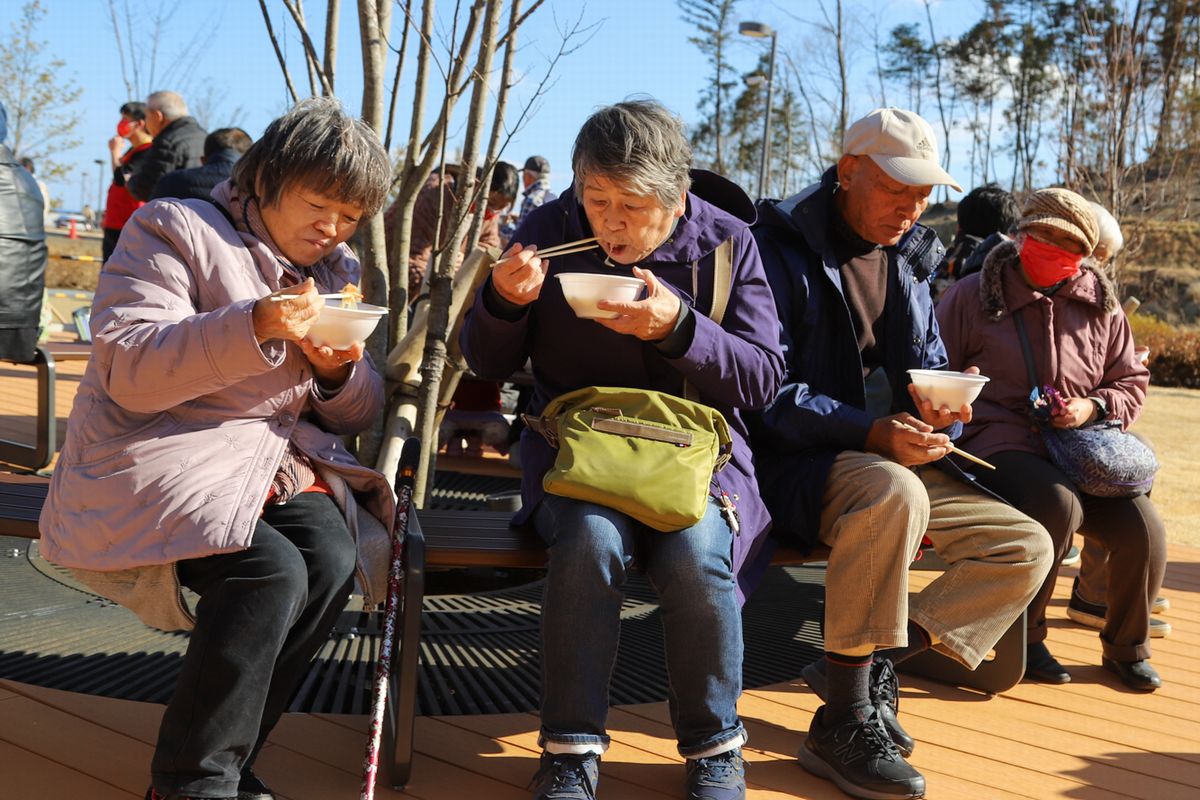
[
  {"left": 294, "top": 0, "right": 321, "bottom": 96},
  {"left": 256, "top": 0, "right": 301, "bottom": 103},
  {"left": 281, "top": 0, "right": 334, "bottom": 95},
  {"left": 385, "top": 0, "right": 414, "bottom": 150}
]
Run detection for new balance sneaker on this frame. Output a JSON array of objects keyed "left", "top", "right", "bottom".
[
  {"left": 801, "top": 657, "right": 914, "bottom": 758},
  {"left": 529, "top": 752, "right": 600, "bottom": 800},
  {"left": 684, "top": 747, "right": 746, "bottom": 799},
  {"left": 237, "top": 770, "right": 274, "bottom": 800},
  {"left": 145, "top": 789, "right": 234, "bottom": 800},
  {"left": 799, "top": 704, "right": 925, "bottom": 799},
  {"left": 1067, "top": 584, "right": 1171, "bottom": 637}
]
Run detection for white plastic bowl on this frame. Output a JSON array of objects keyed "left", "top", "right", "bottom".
[
  {"left": 907, "top": 369, "right": 990, "bottom": 409},
  {"left": 556, "top": 273, "right": 645, "bottom": 319},
  {"left": 306, "top": 297, "right": 388, "bottom": 349}
]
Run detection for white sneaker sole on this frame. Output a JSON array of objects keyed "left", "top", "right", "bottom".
[
  {"left": 797, "top": 742, "right": 925, "bottom": 800},
  {"left": 1066, "top": 606, "right": 1171, "bottom": 637}
]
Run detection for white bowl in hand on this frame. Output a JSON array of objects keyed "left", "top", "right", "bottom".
[
  {"left": 306, "top": 296, "right": 388, "bottom": 349},
  {"left": 556, "top": 272, "right": 645, "bottom": 319},
  {"left": 907, "top": 369, "right": 990, "bottom": 409}
]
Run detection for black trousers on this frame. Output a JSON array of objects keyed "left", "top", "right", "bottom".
[
  {"left": 151, "top": 492, "right": 357, "bottom": 798},
  {"left": 974, "top": 450, "right": 1166, "bottom": 663}
]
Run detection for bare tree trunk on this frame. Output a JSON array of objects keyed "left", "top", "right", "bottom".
[
  {"left": 923, "top": 0, "right": 952, "bottom": 201},
  {"left": 412, "top": 0, "right": 501, "bottom": 506},
  {"left": 282, "top": 0, "right": 335, "bottom": 95},
  {"left": 834, "top": 0, "right": 848, "bottom": 145},
  {"left": 385, "top": 0, "right": 414, "bottom": 150},
  {"left": 324, "top": 0, "right": 340, "bottom": 92},
  {"left": 355, "top": 0, "right": 395, "bottom": 465},
  {"left": 465, "top": 0, "right": 521, "bottom": 253}
]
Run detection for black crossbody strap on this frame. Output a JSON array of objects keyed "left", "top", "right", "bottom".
[{"left": 1011, "top": 312, "right": 1041, "bottom": 395}]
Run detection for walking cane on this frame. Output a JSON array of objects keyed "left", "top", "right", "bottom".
[{"left": 360, "top": 436, "right": 420, "bottom": 800}]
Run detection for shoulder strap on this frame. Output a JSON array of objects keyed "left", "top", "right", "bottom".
[
  {"left": 708, "top": 237, "right": 734, "bottom": 326},
  {"left": 1011, "top": 312, "right": 1041, "bottom": 393},
  {"left": 682, "top": 237, "right": 735, "bottom": 402}
]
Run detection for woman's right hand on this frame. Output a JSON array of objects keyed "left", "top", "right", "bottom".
[
  {"left": 491, "top": 243, "right": 546, "bottom": 305},
  {"left": 252, "top": 278, "right": 324, "bottom": 343}
]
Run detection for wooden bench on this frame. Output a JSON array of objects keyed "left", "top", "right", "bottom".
[
  {"left": 0, "top": 476, "right": 1025, "bottom": 791},
  {"left": 0, "top": 343, "right": 90, "bottom": 472}
]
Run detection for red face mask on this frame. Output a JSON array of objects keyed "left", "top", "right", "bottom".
[
  {"left": 1020, "top": 235, "right": 1083, "bottom": 288},
  {"left": 117, "top": 118, "right": 135, "bottom": 138}
]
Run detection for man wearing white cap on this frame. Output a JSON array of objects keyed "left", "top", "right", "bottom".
[{"left": 748, "top": 108, "right": 1052, "bottom": 799}]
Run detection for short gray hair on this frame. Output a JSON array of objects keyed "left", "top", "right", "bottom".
[
  {"left": 571, "top": 99, "right": 692, "bottom": 210},
  {"left": 233, "top": 96, "right": 391, "bottom": 216},
  {"left": 147, "top": 90, "right": 189, "bottom": 121}
]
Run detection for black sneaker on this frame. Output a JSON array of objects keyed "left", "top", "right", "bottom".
[
  {"left": 801, "top": 657, "right": 914, "bottom": 758},
  {"left": 684, "top": 747, "right": 746, "bottom": 799},
  {"left": 799, "top": 704, "right": 925, "bottom": 799},
  {"left": 237, "top": 769, "right": 274, "bottom": 800},
  {"left": 1067, "top": 579, "right": 1171, "bottom": 637},
  {"left": 529, "top": 752, "right": 600, "bottom": 800}
]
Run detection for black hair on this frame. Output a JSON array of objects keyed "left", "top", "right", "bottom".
[
  {"left": 120, "top": 101, "right": 147, "bottom": 121},
  {"left": 204, "top": 127, "right": 253, "bottom": 160},
  {"left": 957, "top": 183, "right": 1020, "bottom": 238},
  {"left": 489, "top": 161, "right": 519, "bottom": 201}
]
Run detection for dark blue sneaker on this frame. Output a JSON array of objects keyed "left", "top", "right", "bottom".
[
  {"left": 799, "top": 704, "right": 925, "bottom": 799},
  {"left": 684, "top": 747, "right": 746, "bottom": 799},
  {"left": 529, "top": 752, "right": 600, "bottom": 799}
]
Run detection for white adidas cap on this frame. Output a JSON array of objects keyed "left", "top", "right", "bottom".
[{"left": 843, "top": 107, "right": 962, "bottom": 192}]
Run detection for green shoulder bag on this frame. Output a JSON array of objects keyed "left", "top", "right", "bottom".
[{"left": 529, "top": 386, "right": 733, "bottom": 532}]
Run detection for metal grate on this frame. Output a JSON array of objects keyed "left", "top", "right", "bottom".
[{"left": 0, "top": 486, "right": 824, "bottom": 716}]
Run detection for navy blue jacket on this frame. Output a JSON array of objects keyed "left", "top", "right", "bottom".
[
  {"left": 151, "top": 148, "right": 241, "bottom": 203},
  {"left": 749, "top": 168, "right": 960, "bottom": 551}
]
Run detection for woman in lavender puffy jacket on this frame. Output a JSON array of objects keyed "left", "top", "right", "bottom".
[{"left": 40, "top": 97, "right": 394, "bottom": 800}]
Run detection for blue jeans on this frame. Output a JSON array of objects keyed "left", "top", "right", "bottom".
[{"left": 532, "top": 495, "right": 746, "bottom": 757}]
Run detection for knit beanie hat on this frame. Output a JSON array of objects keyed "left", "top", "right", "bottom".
[{"left": 1017, "top": 188, "right": 1099, "bottom": 255}]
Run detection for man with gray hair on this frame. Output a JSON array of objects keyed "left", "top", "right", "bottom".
[
  {"left": 0, "top": 101, "right": 48, "bottom": 362},
  {"left": 750, "top": 108, "right": 1052, "bottom": 799},
  {"left": 126, "top": 90, "right": 207, "bottom": 201}
]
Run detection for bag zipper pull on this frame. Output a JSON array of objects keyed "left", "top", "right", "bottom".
[{"left": 718, "top": 489, "right": 740, "bottom": 535}]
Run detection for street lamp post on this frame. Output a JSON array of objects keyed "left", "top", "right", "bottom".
[
  {"left": 739, "top": 21, "right": 777, "bottom": 200},
  {"left": 93, "top": 158, "right": 105, "bottom": 226}
]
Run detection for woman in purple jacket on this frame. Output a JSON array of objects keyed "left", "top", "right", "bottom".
[
  {"left": 937, "top": 188, "right": 1165, "bottom": 693},
  {"left": 40, "top": 98, "right": 393, "bottom": 800},
  {"left": 461, "top": 100, "right": 784, "bottom": 800}
]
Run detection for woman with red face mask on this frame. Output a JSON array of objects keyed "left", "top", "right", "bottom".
[
  {"left": 935, "top": 187, "right": 1166, "bottom": 693},
  {"left": 101, "top": 101, "right": 154, "bottom": 262}
]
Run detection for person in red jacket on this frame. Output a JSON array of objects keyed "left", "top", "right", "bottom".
[{"left": 101, "top": 101, "right": 154, "bottom": 262}]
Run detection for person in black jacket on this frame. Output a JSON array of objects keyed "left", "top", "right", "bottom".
[
  {"left": 152, "top": 127, "right": 253, "bottom": 202},
  {"left": 125, "top": 90, "right": 207, "bottom": 201},
  {"left": 0, "top": 101, "right": 48, "bottom": 362}
]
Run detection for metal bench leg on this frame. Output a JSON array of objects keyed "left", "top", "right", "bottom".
[
  {"left": 387, "top": 513, "right": 426, "bottom": 790},
  {"left": 0, "top": 346, "right": 56, "bottom": 471}
]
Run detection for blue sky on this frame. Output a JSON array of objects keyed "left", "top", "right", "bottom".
[{"left": 3, "top": 0, "right": 985, "bottom": 210}]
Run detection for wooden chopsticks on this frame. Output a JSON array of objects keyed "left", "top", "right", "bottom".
[
  {"left": 948, "top": 444, "right": 996, "bottom": 470},
  {"left": 531, "top": 236, "right": 599, "bottom": 259}
]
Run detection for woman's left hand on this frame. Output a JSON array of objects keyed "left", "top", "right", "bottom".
[
  {"left": 298, "top": 338, "right": 364, "bottom": 388},
  {"left": 1050, "top": 396, "right": 1098, "bottom": 429},
  {"left": 594, "top": 267, "right": 681, "bottom": 341}
]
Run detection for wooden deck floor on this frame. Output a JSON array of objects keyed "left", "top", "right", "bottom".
[{"left": 2, "top": 549, "right": 1198, "bottom": 800}]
